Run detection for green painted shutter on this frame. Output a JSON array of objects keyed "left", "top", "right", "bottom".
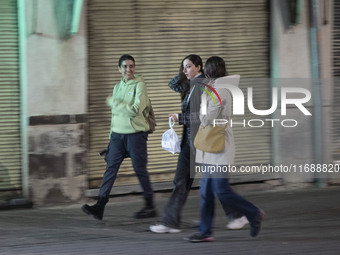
[{"left": 0, "top": 0, "right": 21, "bottom": 194}]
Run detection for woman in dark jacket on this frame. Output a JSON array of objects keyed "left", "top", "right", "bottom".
[{"left": 150, "top": 55, "right": 204, "bottom": 233}]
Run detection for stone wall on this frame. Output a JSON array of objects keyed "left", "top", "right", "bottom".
[{"left": 28, "top": 115, "right": 87, "bottom": 206}]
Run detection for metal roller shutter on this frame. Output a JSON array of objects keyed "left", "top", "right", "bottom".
[
  {"left": 0, "top": 0, "right": 21, "bottom": 193},
  {"left": 333, "top": 0, "right": 340, "bottom": 160},
  {"left": 334, "top": 1, "right": 340, "bottom": 77},
  {"left": 87, "top": 0, "right": 270, "bottom": 189}
]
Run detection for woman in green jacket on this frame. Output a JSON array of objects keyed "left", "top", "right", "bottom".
[{"left": 82, "top": 54, "right": 156, "bottom": 220}]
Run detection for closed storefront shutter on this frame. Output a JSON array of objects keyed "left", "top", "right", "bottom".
[
  {"left": 333, "top": 0, "right": 340, "bottom": 160},
  {"left": 0, "top": 0, "right": 21, "bottom": 194},
  {"left": 87, "top": 0, "right": 270, "bottom": 190},
  {"left": 334, "top": 1, "right": 340, "bottom": 77}
]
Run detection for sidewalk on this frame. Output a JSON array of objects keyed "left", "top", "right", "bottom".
[{"left": 0, "top": 185, "right": 340, "bottom": 255}]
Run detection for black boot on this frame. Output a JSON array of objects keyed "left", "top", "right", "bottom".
[
  {"left": 134, "top": 196, "right": 157, "bottom": 219},
  {"left": 81, "top": 197, "right": 108, "bottom": 220}
]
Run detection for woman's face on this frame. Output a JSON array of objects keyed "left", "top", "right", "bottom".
[
  {"left": 183, "top": 59, "right": 201, "bottom": 80},
  {"left": 119, "top": 60, "right": 135, "bottom": 81}
]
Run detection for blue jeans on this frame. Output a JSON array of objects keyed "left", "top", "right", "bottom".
[
  {"left": 161, "top": 143, "right": 242, "bottom": 228},
  {"left": 198, "top": 168, "right": 260, "bottom": 236},
  {"left": 98, "top": 132, "right": 153, "bottom": 199}
]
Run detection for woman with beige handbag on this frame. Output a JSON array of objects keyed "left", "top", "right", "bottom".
[{"left": 187, "top": 56, "right": 265, "bottom": 243}]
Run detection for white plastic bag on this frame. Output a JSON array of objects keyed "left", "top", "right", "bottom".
[{"left": 161, "top": 117, "right": 181, "bottom": 154}]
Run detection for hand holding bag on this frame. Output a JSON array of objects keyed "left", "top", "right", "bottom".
[
  {"left": 194, "top": 124, "right": 226, "bottom": 153},
  {"left": 161, "top": 117, "right": 181, "bottom": 154}
]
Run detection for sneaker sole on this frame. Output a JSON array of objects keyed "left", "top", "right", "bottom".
[
  {"left": 150, "top": 226, "right": 181, "bottom": 234},
  {"left": 189, "top": 237, "right": 214, "bottom": 243},
  {"left": 226, "top": 225, "right": 248, "bottom": 230},
  {"left": 226, "top": 222, "right": 249, "bottom": 230}
]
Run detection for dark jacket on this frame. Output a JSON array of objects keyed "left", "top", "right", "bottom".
[{"left": 168, "top": 73, "right": 206, "bottom": 148}]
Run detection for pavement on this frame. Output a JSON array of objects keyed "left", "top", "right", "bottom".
[{"left": 0, "top": 185, "right": 340, "bottom": 255}]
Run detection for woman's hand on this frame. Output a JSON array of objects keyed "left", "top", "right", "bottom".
[{"left": 169, "top": 113, "right": 179, "bottom": 122}]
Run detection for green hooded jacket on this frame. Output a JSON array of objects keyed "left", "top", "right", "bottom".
[{"left": 106, "top": 75, "right": 150, "bottom": 134}]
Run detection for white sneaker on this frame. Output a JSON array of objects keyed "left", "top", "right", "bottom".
[
  {"left": 226, "top": 216, "right": 249, "bottom": 230},
  {"left": 149, "top": 224, "right": 181, "bottom": 234}
]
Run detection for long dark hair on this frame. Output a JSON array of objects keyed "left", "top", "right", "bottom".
[
  {"left": 180, "top": 54, "right": 203, "bottom": 100},
  {"left": 204, "top": 56, "right": 227, "bottom": 79},
  {"left": 178, "top": 63, "right": 189, "bottom": 101}
]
